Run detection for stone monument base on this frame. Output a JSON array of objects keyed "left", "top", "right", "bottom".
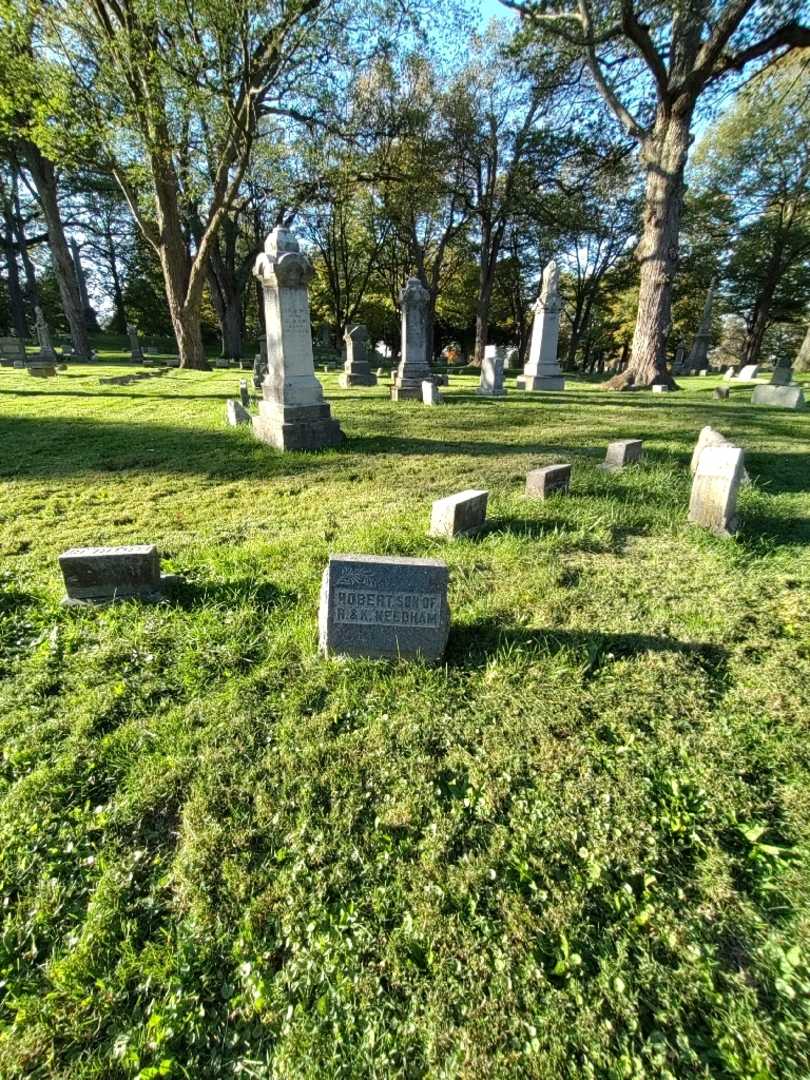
[
  {"left": 390, "top": 384, "right": 424, "bottom": 401},
  {"left": 339, "top": 370, "right": 377, "bottom": 388},
  {"left": 516, "top": 374, "right": 565, "bottom": 391},
  {"left": 253, "top": 401, "right": 344, "bottom": 451}
]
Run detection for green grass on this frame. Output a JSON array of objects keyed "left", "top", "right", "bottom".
[{"left": 1, "top": 359, "right": 809, "bottom": 1079}]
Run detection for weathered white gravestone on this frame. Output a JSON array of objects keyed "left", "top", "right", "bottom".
[
  {"left": 318, "top": 554, "right": 450, "bottom": 660},
  {"left": 127, "top": 323, "right": 145, "bottom": 363},
  {"left": 392, "top": 277, "right": 432, "bottom": 401},
  {"left": 477, "top": 345, "right": 506, "bottom": 397},
  {"left": 517, "top": 260, "right": 564, "bottom": 391},
  {"left": 688, "top": 445, "right": 745, "bottom": 536},
  {"left": 429, "top": 490, "right": 488, "bottom": 538},
  {"left": 751, "top": 384, "right": 805, "bottom": 410},
  {"left": 504, "top": 346, "right": 519, "bottom": 371},
  {"left": 339, "top": 324, "right": 377, "bottom": 388},
  {"left": 252, "top": 226, "right": 343, "bottom": 451},
  {"left": 736, "top": 364, "right": 760, "bottom": 381},
  {"left": 422, "top": 380, "right": 443, "bottom": 405}
]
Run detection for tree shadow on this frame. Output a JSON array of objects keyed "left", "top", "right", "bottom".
[
  {"left": 0, "top": 415, "right": 339, "bottom": 480},
  {"left": 446, "top": 620, "right": 730, "bottom": 692}
]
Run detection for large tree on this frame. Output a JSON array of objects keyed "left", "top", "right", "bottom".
[
  {"left": 42, "top": 0, "right": 347, "bottom": 368},
  {"left": 692, "top": 51, "right": 810, "bottom": 365},
  {"left": 504, "top": 0, "right": 810, "bottom": 387}
]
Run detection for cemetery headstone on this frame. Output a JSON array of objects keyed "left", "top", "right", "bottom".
[
  {"left": 687, "top": 279, "right": 715, "bottom": 372},
  {"left": 318, "top": 554, "right": 450, "bottom": 660},
  {"left": 391, "top": 278, "right": 432, "bottom": 401},
  {"left": 214, "top": 358, "right": 231, "bottom": 369},
  {"left": 714, "top": 386, "right": 730, "bottom": 400},
  {"left": 751, "top": 384, "right": 805, "bottom": 410},
  {"left": 59, "top": 544, "right": 175, "bottom": 604},
  {"left": 652, "top": 384, "right": 672, "bottom": 393},
  {"left": 127, "top": 322, "right": 144, "bottom": 363},
  {"left": 736, "top": 364, "right": 759, "bottom": 381},
  {"left": 526, "top": 464, "right": 571, "bottom": 499},
  {"left": 34, "top": 306, "right": 57, "bottom": 360},
  {"left": 477, "top": 345, "right": 506, "bottom": 397},
  {"left": 672, "top": 340, "right": 687, "bottom": 374},
  {"left": 239, "top": 379, "right": 250, "bottom": 408},
  {"left": 689, "top": 426, "right": 749, "bottom": 483},
  {"left": 226, "top": 399, "right": 252, "bottom": 426},
  {"left": 769, "top": 365, "right": 792, "bottom": 386},
  {"left": 504, "top": 346, "right": 519, "bottom": 371},
  {"left": 251, "top": 226, "right": 344, "bottom": 450},
  {"left": 723, "top": 367, "right": 736, "bottom": 380},
  {"left": 600, "top": 439, "right": 643, "bottom": 471},
  {"left": 688, "top": 445, "right": 745, "bottom": 536},
  {"left": 517, "top": 259, "right": 565, "bottom": 391},
  {"left": 0, "top": 334, "right": 26, "bottom": 366},
  {"left": 422, "top": 380, "right": 443, "bottom": 405},
  {"left": 339, "top": 324, "right": 377, "bottom": 387},
  {"left": 429, "top": 490, "right": 488, "bottom": 538}
]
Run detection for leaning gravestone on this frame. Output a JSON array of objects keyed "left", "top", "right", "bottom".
[
  {"left": 477, "top": 345, "right": 506, "bottom": 397},
  {"left": 714, "top": 386, "right": 730, "bottom": 400},
  {"left": 688, "top": 445, "right": 745, "bottom": 536},
  {"left": 600, "top": 439, "right": 643, "bottom": 471},
  {"left": 736, "top": 364, "right": 759, "bottom": 382},
  {"left": 690, "top": 426, "right": 750, "bottom": 482},
  {"left": 392, "top": 278, "right": 432, "bottom": 401},
  {"left": 318, "top": 554, "right": 450, "bottom": 660},
  {"left": 339, "top": 324, "right": 377, "bottom": 388},
  {"left": 751, "top": 384, "right": 805, "bottom": 410},
  {"left": 517, "top": 260, "right": 565, "bottom": 391},
  {"left": 429, "top": 490, "right": 488, "bottom": 538},
  {"left": 422, "top": 380, "right": 443, "bottom": 405},
  {"left": 127, "top": 323, "right": 145, "bottom": 363},
  {"left": 252, "top": 226, "right": 344, "bottom": 451},
  {"left": 59, "top": 545, "right": 175, "bottom": 604},
  {"left": 526, "top": 464, "right": 571, "bottom": 499}
]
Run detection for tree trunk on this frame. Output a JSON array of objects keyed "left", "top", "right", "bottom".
[
  {"left": 605, "top": 107, "right": 692, "bottom": 389},
  {"left": 22, "top": 142, "right": 92, "bottom": 358},
  {"left": 2, "top": 215, "right": 27, "bottom": 338},
  {"left": 222, "top": 294, "right": 242, "bottom": 359},
  {"left": 105, "top": 228, "right": 127, "bottom": 333},
  {"left": 473, "top": 241, "right": 498, "bottom": 367},
  {"left": 741, "top": 240, "right": 784, "bottom": 366}
]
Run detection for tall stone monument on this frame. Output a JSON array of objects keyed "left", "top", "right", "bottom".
[
  {"left": 516, "top": 260, "right": 564, "bottom": 391},
  {"left": 252, "top": 226, "right": 343, "bottom": 451},
  {"left": 688, "top": 279, "right": 716, "bottom": 372},
  {"left": 391, "top": 277, "right": 432, "bottom": 401},
  {"left": 34, "top": 306, "right": 57, "bottom": 360},
  {"left": 71, "top": 238, "right": 99, "bottom": 332},
  {"left": 127, "top": 323, "right": 144, "bottom": 363},
  {"left": 339, "top": 324, "right": 377, "bottom": 388}
]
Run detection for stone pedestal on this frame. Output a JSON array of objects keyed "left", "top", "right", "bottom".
[
  {"left": 516, "top": 260, "right": 565, "bottom": 391},
  {"left": 34, "top": 306, "right": 57, "bottom": 361},
  {"left": 252, "top": 226, "right": 343, "bottom": 451},
  {"left": 339, "top": 324, "right": 377, "bottom": 388},
  {"left": 391, "top": 277, "right": 432, "bottom": 401},
  {"left": 477, "top": 346, "right": 506, "bottom": 396}
]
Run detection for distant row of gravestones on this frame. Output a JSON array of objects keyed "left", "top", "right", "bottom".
[{"left": 54, "top": 428, "right": 746, "bottom": 662}]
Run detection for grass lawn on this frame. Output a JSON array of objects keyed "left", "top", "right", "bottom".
[{"left": 1, "top": 357, "right": 809, "bottom": 1079}]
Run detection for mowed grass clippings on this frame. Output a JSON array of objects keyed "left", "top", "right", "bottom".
[{"left": 0, "top": 360, "right": 809, "bottom": 1079}]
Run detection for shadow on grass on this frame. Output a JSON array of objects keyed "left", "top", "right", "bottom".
[
  {"left": 446, "top": 620, "right": 730, "bottom": 691},
  {"left": 168, "top": 577, "right": 296, "bottom": 611},
  {"left": 0, "top": 415, "right": 339, "bottom": 480}
]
